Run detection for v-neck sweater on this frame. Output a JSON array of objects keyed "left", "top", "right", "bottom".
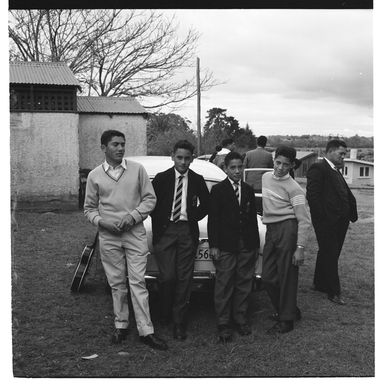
[{"left": 84, "top": 159, "right": 156, "bottom": 229}]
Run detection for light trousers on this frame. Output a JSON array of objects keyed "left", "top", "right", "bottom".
[{"left": 99, "top": 223, "right": 154, "bottom": 336}]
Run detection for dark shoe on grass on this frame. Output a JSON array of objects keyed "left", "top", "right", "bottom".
[
  {"left": 279, "top": 320, "right": 294, "bottom": 333},
  {"left": 328, "top": 295, "right": 346, "bottom": 305},
  {"left": 236, "top": 323, "right": 252, "bottom": 336},
  {"left": 266, "top": 320, "right": 294, "bottom": 335},
  {"left": 218, "top": 324, "right": 233, "bottom": 343},
  {"left": 173, "top": 323, "right": 187, "bottom": 340},
  {"left": 269, "top": 307, "right": 301, "bottom": 322},
  {"left": 111, "top": 328, "right": 128, "bottom": 344},
  {"left": 140, "top": 334, "right": 168, "bottom": 350}
]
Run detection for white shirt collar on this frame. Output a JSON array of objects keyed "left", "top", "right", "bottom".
[
  {"left": 103, "top": 158, "right": 127, "bottom": 172},
  {"left": 228, "top": 177, "right": 241, "bottom": 186},
  {"left": 174, "top": 168, "right": 189, "bottom": 179},
  {"left": 324, "top": 157, "right": 337, "bottom": 170}
]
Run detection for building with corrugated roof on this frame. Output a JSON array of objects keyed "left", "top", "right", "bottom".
[
  {"left": 77, "top": 96, "right": 147, "bottom": 171},
  {"left": 10, "top": 61, "right": 147, "bottom": 210}
]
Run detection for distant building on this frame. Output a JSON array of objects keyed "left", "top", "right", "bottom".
[
  {"left": 294, "top": 151, "right": 319, "bottom": 178},
  {"left": 10, "top": 61, "right": 81, "bottom": 210},
  {"left": 10, "top": 61, "right": 147, "bottom": 210},
  {"left": 77, "top": 96, "right": 147, "bottom": 171},
  {"left": 342, "top": 149, "right": 374, "bottom": 187}
]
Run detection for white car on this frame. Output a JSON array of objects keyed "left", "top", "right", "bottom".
[{"left": 127, "top": 156, "right": 266, "bottom": 291}]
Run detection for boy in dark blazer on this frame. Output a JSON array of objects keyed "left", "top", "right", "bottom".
[
  {"left": 151, "top": 140, "right": 209, "bottom": 340},
  {"left": 208, "top": 152, "right": 260, "bottom": 343}
]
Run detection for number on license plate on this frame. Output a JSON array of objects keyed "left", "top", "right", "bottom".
[{"left": 196, "top": 247, "right": 210, "bottom": 260}]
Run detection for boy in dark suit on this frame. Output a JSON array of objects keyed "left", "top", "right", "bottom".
[
  {"left": 208, "top": 152, "right": 260, "bottom": 343},
  {"left": 151, "top": 140, "right": 209, "bottom": 340}
]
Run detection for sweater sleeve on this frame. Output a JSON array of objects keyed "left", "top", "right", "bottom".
[
  {"left": 130, "top": 165, "right": 157, "bottom": 224},
  {"left": 83, "top": 172, "right": 101, "bottom": 226},
  {"left": 290, "top": 187, "right": 311, "bottom": 247}
]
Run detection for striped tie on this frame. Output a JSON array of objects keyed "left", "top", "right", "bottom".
[
  {"left": 172, "top": 175, "right": 184, "bottom": 222},
  {"left": 234, "top": 182, "right": 239, "bottom": 203}
]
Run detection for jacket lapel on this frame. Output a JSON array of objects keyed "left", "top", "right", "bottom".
[{"left": 223, "top": 178, "right": 240, "bottom": 209}]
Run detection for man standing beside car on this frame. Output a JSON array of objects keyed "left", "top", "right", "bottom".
[
  {"left": 306, "top": 139, "right": 357, "bottom": 305},
  {"left": 84, "top": 129, "right": 167, "bottom": 350},
  {"left": 208, "top": 152, "right": 260, "bottom": 343},
  {"left": 151, "top": 140, "right": 209, "bottom": 340}
]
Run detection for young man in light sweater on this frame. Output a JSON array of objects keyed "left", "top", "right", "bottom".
[
  {"left": 84, "top": 130, "right": 167, "bottom": 350},
  {"left": 261, "top": 145, "right": 311, "bottom": 334}
]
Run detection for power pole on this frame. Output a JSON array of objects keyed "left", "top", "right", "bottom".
[{"left": 196, "top": 57, "right": 201, "bottom": 156}]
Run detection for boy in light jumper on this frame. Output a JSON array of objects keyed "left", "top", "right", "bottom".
[
  {"left": 261, "top": 145, "right": 311, "bottom": 334},
  {"left": 84, "top": 129, "right": 167, "bottom": 350}
]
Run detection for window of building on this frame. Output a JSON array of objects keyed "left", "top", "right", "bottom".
[
  {"left": 10, "top": 85, "right": 77, "bottom": 112},
  {"left": 343, "top": 166, "right": 348, "bottom": 176},
  {"left": 359, "top": 166, "right": 370, "bottom": 177}
]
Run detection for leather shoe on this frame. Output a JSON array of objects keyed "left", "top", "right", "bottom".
[
  {"left": 266, "top": 321, "right": 294, "bottom": 335},
  {"left": 328, "top": 295, "right": 346, "bottom": 305},
  {"left": 269, "top": 307, "right": 301, "bottom": 322},
  {"left": 140, "top": 334, "right": 168, "bottom": 350},
  {"left": 236, "top": 323, "right": 251, "bottom": 336},
  {"left": 173, "top": 323, "right": 187, "bottom": 340},
  {"left": 111, "top": 328, "right": 128, "bottom": 344},
  {"left": 218, "top": 324, "right": 233, "bottom": 343}
]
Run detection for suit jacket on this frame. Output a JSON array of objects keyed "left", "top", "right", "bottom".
[
  {"left": 208, "top": 178, "right": 260, "bottom": 253},
  {"left": 243, "top": 147, "right": 274, "bottom": 169},
  {"left": 306, "top": 159, "right": 358, "bottom": 226},
  {"left": 151, "top": 167, "right": 210, "bottom": 245}
]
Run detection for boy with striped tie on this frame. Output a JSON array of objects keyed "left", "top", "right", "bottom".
[
  {"left": 261, "top": 145, "right": 311, "bottom": 334},
  {"left": 151, "top": 140, "right": 209, "bottom": 340}
]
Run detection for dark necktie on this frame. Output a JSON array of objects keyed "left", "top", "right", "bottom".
[
  {"left": 172, "top": 175, "right": 184, "bottom": 222},
  {"left": 234, "top": 182, "right": 239, "bottom": 203}
]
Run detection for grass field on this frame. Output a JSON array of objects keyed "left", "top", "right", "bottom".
[{"left": 11, "top": 189, "right": 374, "bottom": 377}]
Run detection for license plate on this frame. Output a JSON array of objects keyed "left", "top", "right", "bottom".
[{"left": 195, "top": 240, "right": 211, "bottom": 260}]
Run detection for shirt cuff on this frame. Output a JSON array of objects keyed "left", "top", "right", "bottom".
[
  {"left": 130, "top": 210, "right": 142, "bottom": 224},
  {"left": 93, "top": 216, "right": 101, "bottom": 227}
]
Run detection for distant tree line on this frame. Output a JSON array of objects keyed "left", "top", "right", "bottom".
[
  {"left": 147, "top": 109, "right": 373, "bottom": 157},
  {"left": 267, "top": 134, "right": 373, "bottom": 149}
]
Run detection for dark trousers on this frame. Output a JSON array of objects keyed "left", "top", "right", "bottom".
[
  {"left": 312, "top": 217, "right": 349, "bottom": 296},
  {"left": 214, "top": 239, "right": 256, "bottom": 326},
  {"left": 262, "top": 219, "right": 299, "bottom": 321},
  {"left": 154, "top": 221, "right": 196, "bottom": 325}
]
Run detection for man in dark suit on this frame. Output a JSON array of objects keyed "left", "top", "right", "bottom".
[
  {"left": 151, "top": 140, "right": 209, "bottom": 340},
  {"left": 306, "top": 140, "right": 358, "bottom": 305},
  {"left": 208, "top": 152, "right": 260, "bottom": 342}
]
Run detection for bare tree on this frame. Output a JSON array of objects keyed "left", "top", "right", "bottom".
[{"left": 9, "top": 9, "right": 219, "bottom": 109}]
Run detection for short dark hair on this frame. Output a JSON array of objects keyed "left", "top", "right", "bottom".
[
  {"left": 224, "top": 151, "right": 242, "bottom": 166},
  {"left": 326, "top": 139, "right": 347, "bottom": 153},
  {"left": 173, "top": 139, "right": 195, "bottom": 154},
  {"left": 274, "top": 145, "right": 296, "bottom": 163},
  {"left": 257, "top": 135, "right": 267, "bottom": 147},
  {"left": 101, "top": 130, "right": 125, "bottom": 146},
  {"left": 221, "top": 138, "right": 234, "bottom": 147}
]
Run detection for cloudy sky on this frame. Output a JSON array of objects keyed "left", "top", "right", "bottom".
[{"left": 159, "top": 9, "right": 373, "bottom": 137}]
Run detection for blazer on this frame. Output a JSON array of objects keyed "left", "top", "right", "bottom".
[
  {"left": 208, "top": 178, "right": 260, "bottom": 253},
  {"left": 151, "top": 167, "right": 210, "bottom": 245},
  {"left": 306, "top": 159, "right": 358, "bottom": 226}
]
